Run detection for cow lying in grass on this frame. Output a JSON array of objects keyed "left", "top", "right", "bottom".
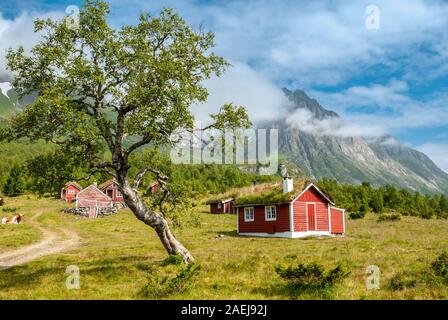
[{"left": 1, "top": 214, "right": 24, "bottom": 225}]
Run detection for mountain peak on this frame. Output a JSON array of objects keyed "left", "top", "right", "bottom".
[{"left": 282, "top": 87, "right": 339, "bottom": 120}]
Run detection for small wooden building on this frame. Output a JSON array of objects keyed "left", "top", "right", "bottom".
[
  {"left": 99, "top": 179, "right": 126, "bottom": 207},
  {"left": 61, "top": 182, "right": 82, "bottom": 203},
  {"left": 207, "top": 198, "right": 235, "bottom": 214},
  {"left": 234, "top": 178, "right": 345, "bottom": 238},
  {"left": 75, "top": 184, "right": 113, "bottom": 218}
]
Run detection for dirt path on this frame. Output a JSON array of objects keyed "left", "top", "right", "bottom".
[{"left": 0, "top": 211, "right": 80, "bottom": 270}]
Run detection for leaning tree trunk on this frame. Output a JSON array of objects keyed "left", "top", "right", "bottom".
[{"left": 118, "top": 179, "right": 194, "bottom": 264}]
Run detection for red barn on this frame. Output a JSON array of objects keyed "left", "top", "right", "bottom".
[
  {"left": 207, "top": 198, "right": 235, "bottom": 214},
  {"left": 235, "top": 178, "right": 345, "bottom": 238},
  {"left": 99, "top": 179, "right": 126, "bottom": 207},
  {"left": 75, "top": 184, "right": 113, "bottom": 218},
  {"left": 61, "top": 182, "right": 82, "bottom": 203}
]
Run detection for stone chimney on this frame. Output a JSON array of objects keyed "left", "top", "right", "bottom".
[{"left": 283, "top": 176, "right": 293, "bottom": 193}]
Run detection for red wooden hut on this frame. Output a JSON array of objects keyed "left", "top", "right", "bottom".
[
  {"left": 99, "top": 179, "right": 126, "bottom": 207},
  {"left": 207, "top": 198, "right": 235, "bottom": 214},
  {"left": 235, "top": 178, "right": 345, "bottom": 238},
  {"left": 75, "top": 184, "right": 113, "bottom": 218},
  {"left": 61, "top": 182, "right": 82, "bottom": 203}
]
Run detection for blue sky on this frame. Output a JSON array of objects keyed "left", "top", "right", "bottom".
[{"left": 1, "top": 0, "right": 448, "bottom": 170}]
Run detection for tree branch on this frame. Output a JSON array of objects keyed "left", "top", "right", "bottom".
[{"left": 132, "top": 167, "right": 149, "bottom": 190}]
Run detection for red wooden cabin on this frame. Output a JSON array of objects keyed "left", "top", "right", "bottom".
[
  {"left": 207, "top": 198, "right": 235, "bottom": 214},
  {"left": 99, "top": 179, "right": 125, "bottom": 207},
  {"left": 235, "top": 178, "right": 345, "bottom": 238},
  {"left": 61, "top": 182, "right": 82, "bottom": 203},
  {"left": 75, "top": 184, "right": 113, "bottom": 218}
]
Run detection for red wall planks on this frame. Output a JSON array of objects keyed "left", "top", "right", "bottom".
[{"left": 238, "top": 204, "right": 290, "bottom": 234}]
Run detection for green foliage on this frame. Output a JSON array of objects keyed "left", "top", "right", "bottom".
[
  {"left": 370, "top": 192, "right": 384, "bottom": 213},
  {"left": 25, "top": 148, "right": 106, "bottom": 196},
  {"left": 3, "top": 165, "right": 24, "bottom": 197},
  {"left": 389, "top": 272, "right": 418, "bottom": 290},
  {"left": 349, "top": 212, "right": 366, "bottom": 220},
  {"left": 139, "top": 256, "right": 201, "bottom": 298},
  {"left": 3, "top": 0, "right": 249, "bottom": 165},
  {"left": 1, "top": 207, "right": 17, "bottom": 213},
  {"left": 0, "top": 140, "right": 55, "bottom": 188},
  {"left": 431, "top": 252, "right": 448, "bottom": 280},
  {"left": 377, "top": 213, "right": 401, "bottom": 222},
  {"left": 389, "top": 252, "right": 448, "bottom": 291},
  {"left": 131, "top": 148, "right": 274, "bottom": 228},
  {"left": 235, "top": 190, "right": 294, "bottom": 206},
  {"left": 275, "top": 262, "right": 350, "bottom": 289},
  {"left": 319, "top": 178, "right": 448, "bottom": 220}
]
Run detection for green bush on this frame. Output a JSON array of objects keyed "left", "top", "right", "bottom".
[
  {"left": 389, "top": 272, "right": 417, "bottom": 290},
  {"left": 3, "top": 165, "right": 25, "bottom": 197},
  {"left": 377, "top": 213, "right": 401, "bottom": 222},
  {"left": 431, "top": 252, "right": 448, "bottom": 280},
  {"left": 349, "top": 212, "right": 366, "bottom": 220},
  {"left": 139, "top": 255, "right": 200, "bottom": 298},
  {"left": 1, "top": 207, "right": 17, "bottom": 213},
  {"left": 275, "top": 262, "right": 350, "bottom": 289}
]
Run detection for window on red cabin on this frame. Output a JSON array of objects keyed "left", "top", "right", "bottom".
[
  {"left": 67, "top": 190, "right": 75, "bottom": 195},
  {"left": 117, "top": 191, "right": 122, "bottom": 197},
  {"left": 265, "top": 206, "right": 277, "bottom": 221},
  {"left": 217, "top": 203, "right": 222, "bottom": 209},
  {"left": 244, "top": 207, "right": 254, "bottom": 222}
]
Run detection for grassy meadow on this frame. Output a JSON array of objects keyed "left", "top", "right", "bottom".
[{"left": 0, "top": 195, "right": 448, "bottom": 300}]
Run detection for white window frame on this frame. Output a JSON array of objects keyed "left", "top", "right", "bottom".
[
  {"left": 265, "top": 206, "right": 277, "bottom": 221},
  {"left": 117, "top": 190, "right": 123, "bottom": 197},
  {"left": 67, "top": 190, "right": 76, "bottom": 195},
  {"left": 217, "top": 202, "right": 222, "bottom": 209},
  {"left": 244, "top": 207, "right": 254, "bottom": 222}
]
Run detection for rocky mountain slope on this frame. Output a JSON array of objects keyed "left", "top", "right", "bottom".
[{"left": 262, "top": 88, "right": 448, "bottom": 194}]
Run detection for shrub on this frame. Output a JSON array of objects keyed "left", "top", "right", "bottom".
[
  {"left": 377, "top": 213, "right": 401, "bottom": 222},
  {"left": 1, "top": 207, "right": 17, "bottom": 213},
  {"left": 275, "top": 262, "right": 350, "bottom": 289},
  {"left": 3, "top": 165, "right": 25, "bottom": 197},
  {"left": 421, "top": 211, "right": 433, "bottom": 219},
  {"left": 431, "top": 252, "right": 448, "bottom": 280},
  {"left": 389, "top": 272, "right": 417, "bottom": 290},
  {"left": 139, "top": 255, "right": 200, "bottom": 298},
  {"left": 349, "top": 212, "right": 366, "bottom": 220}
]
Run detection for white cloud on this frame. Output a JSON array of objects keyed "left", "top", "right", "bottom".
[
  {"left": 105, "top": 0, "right": 448, "bottom": 86},
  {"left": 0, "top": 11, "right": 64, "bottom": 82},
  {"left": 310, "top": 80, "right": 412, "bottom": 113},
  {"left": 285, "top": 108, "right": 387, "bottom": 138},
  {"left": 416, "top": 143, "right": 448, "bottom": 172},
  {"left": 0, "top": 81, "right": 12, "bottom": 95},
  {"left": 308, "top": 81, "right": 448, "bottom": 138},
  {"left": 191, "top": 61, "right": 289, "bottom": 124}
]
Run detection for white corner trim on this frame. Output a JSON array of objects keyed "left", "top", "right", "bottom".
[{"left": 289, "top": 202, "right": 294, "bottom": 233}]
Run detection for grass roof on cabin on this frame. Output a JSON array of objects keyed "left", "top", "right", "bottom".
[{"left": 207, "top": 179, "right": 311, "bottom": 206}]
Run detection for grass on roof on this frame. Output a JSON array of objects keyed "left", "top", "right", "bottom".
[{"left": 208, "top": 179, "right": 310, "bottom": 206}]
